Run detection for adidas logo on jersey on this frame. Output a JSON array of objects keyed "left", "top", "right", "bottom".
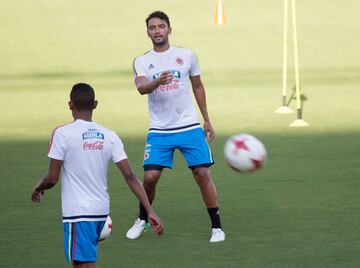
[{"left": 148, "top": 64, "right": 155, "bottom": 69}]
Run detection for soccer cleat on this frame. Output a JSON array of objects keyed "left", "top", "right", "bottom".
[
  {"left": 209, "top": 228, "right": 226, "bottom": 243},
  {"left": 126, "top": 218, "right": 150, "bottom": 239}
]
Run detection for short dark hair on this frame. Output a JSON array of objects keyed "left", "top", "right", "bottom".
[
  {"left": 70, "top": 83, "right": 95, "bottom": 111},
  {"left": 146, "top": 11, "right": 170, "bottom": 28}
]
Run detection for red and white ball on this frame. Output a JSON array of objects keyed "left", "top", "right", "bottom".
[
  {"left": 224, "top": 134, "right": 267, "bottom": 172},
  {"left": 99, "top": 215, "right": 112, "bottom": 241}
]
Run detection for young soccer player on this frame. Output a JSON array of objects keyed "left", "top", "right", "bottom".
[
  {"left": 31, "top": 83, "right": 164, "bottom": 268},
  {"left": 127, "top": 11, "right": 225, "bottom": 242}
]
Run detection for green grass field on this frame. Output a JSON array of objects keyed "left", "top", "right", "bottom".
[{"left": 1, "top": 0, "right": 359, "bottom": 267}]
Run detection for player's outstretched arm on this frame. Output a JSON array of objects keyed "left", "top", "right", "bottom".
[
  {"left": 116, "top": 159, "right": 164, "bottom": 236},
  {"left": 31, "top": 159, "right": 63, "bottom": 203},
  {"left": 190, "top": 75, "right": 216, "bottom": 142}
]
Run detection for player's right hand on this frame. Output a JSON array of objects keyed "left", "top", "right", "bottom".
[
  {"left": 204, "top": 121, "right": 216, "bottom": 142},
  {"left": 148, "top": 212, "right": 164, "bottom": 236},
  {"left": 31, "top": 187, "right": 44, "bottom": 203},
  {"left": 159, "top": 71, "right": 173, "bottom": 85}
]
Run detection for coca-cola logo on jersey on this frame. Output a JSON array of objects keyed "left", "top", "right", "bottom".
[
  {"left": 156, "top": 80, "right": 180, "bottom": 92},
  {"left": 83, "top": 141, "right": 104, "bottom": 150}
]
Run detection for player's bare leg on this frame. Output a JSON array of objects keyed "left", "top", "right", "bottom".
[
  {"left": 192, "top": 167, "right": 218, "bottom": 207},
  {"left": 143, "top": 170, "right": 162, "bottom": 203},
  {"left": 126, "top": 170, "right": 162, "bottom": 239},
  {"left": 192, "top": 167, "right": 225, "bottom": 242}
]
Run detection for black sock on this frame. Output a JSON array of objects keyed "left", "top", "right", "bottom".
[
  {"left": 207, "top": 207, "right": 222, "bottom": 229},
  {"left": 139, "top": 203, "right": 148, "bottom": 223}
]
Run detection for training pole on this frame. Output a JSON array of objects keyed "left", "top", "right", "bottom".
[
  {"left": 276, "top": 0, "right": 293, "bottom": 114},
  {"left": 290, "top": 0, "right": 309, "bottom": 127}
]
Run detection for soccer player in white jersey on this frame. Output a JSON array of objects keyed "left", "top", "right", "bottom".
[
  {"left": 31, "top": 83, "right": 164, "bottom": 268},
  {"left": 128, "top": 11, "right": 225, "bottom": 243}
]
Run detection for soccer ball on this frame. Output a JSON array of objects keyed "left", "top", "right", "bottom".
[
  {"left": 224, "top": 134, "right": 267, "bottom": 172},
  {"left": 99, "top": 215, "right": 112, "bottom": 241}
]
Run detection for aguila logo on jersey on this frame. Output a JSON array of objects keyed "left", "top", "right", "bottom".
[
  {"left": 175, "top": 57, "right": 184, "bottom": 65},
  {"left": 152, "top": 70, "right": 181, "bottom": 80},
  {"left": 82, "top": 132, "right": 104, "bottom": 140}
]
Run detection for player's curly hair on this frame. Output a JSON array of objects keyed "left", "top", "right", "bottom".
[{"left": 146, "top": 11, "right": 170, "bottom": 28}]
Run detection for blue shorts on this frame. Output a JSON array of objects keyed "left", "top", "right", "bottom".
[
  {"left": 63, "top": 221, "right": 105, "bottom": 262},
  {"left": 143, "top": 127, "right": 214, "bottom": 170}
]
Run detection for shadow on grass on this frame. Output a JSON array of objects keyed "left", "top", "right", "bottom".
[{"left": 1, "top": 132, "right": 359, "bottom": 268}]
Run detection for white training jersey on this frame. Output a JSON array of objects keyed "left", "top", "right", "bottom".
[
  {"left": 47, "top": 119, "right": 127, "bottom": 223},
  {"left": 133, "top": 46, "right": 201, "bottom": 132}
]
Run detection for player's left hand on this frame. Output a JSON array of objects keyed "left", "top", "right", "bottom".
[
  {"left": 204, "top": 121, "right": 215, "bottom": 142},
  {"left": 31, "top": 187, "right": 44, "bottom": 203}
]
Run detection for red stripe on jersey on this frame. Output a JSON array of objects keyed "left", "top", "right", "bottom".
[{"left": 47, "top": 122, "right": 72, "bottom": 154}]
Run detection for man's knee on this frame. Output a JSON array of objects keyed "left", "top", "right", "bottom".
[
  {"left": 192, "top": 167, "right": 211, "bottom": 181},
  {"left": 144, "top": 170, "right": 161, "bottom": 187}
]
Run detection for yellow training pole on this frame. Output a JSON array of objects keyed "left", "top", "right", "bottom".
[
  {"left": 276, "top": 0, "right": 293, "bottom": 113},
  {"left": 282, "top": 0, "right": 289, "bottom": 106},
  {"left": 290, "top": 0, "right": 309, "bottom": 127}
]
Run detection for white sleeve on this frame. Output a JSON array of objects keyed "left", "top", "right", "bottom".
[
  {"left": 111, "top": 132, "right": 128, "bottom": 163},
  {"left": 189, "top": 51, "right": 201, "bottom": 77},
  {"left": 132, "top": 57, "right": 147, "bottom": 79},
  {"left": 47, "top": 128, "right": 66, "bottom": 160}
]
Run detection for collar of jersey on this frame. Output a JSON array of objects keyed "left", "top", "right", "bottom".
[{"left": 151, "top": 45, "right": 173, "bottom": 55}]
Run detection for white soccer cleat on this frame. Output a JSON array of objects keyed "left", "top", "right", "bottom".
[
  {"left": 126, "top": 218, "right": 149, "bottom": 239},
  {"left": 209, "top": 228, "right": 226, "bottom": 243},
  {"left": 99, "top": 215, "right": 112, "bottom": 241}
]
